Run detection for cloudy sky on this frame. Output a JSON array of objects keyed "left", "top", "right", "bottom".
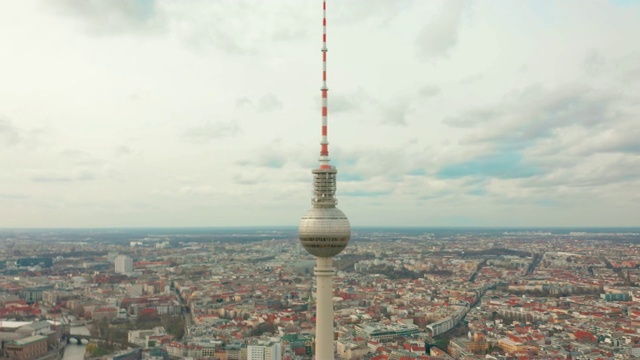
[{"left": 1, "top": 0, "right": 639, "bottom": 228}]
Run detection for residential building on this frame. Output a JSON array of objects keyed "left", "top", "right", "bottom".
[
  {"left": 115, "top": 255, "right": 133, "bottom": 275},
  {"left": 247, "top": 340, "right": 281, "bottom": 360}
]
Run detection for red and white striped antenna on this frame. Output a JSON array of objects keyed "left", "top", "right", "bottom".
[{"left": 319, "top": 0, "right": 331, "bottom": 170}]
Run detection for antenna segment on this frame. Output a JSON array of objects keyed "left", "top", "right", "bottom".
[{"left": 319, "top": 0, "right": 330, "bottom": 169}]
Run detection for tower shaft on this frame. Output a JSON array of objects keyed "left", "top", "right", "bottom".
[{"left": 315, "top": 257, "right": 335, "bottom": 360}]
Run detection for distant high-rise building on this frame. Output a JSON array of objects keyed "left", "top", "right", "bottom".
[
  {"left": 298, "top": 1, "right": 351, "bottom": 359},
  {"left": 114, "top": 255, "right": 133, "bottom": 274},
  {"left": 247, "top": 340, "right": 281, "bottom": 360}
]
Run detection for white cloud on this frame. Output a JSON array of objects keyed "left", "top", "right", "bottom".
[
  {"left": 49, "top": 0, "right": 168, "bottom": 36},
  {"left": 380, "top": 100, "right": 411, "bottom": 126},
  {"left": 237, "top": 93, "right": 283, "bottom": 112},
  {"left": 183, "top": 121, "right": 242, "bottom": 143},
  {"left": 0, "top": 117, "right": 21, "bottom": 146},
  {"left": 415, "top": 0, "right": 467, "bottom": 60},
  {"left": 0, "top": 0, "right": 638, "bottom": 227}
]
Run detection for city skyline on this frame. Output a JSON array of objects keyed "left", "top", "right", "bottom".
[{"left": 1, "top": 0, "right": 640, "bottom": 228}]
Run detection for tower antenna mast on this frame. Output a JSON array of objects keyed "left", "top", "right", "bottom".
[{"left": 319, "top": 0, "right": 330, "bottom": 170}]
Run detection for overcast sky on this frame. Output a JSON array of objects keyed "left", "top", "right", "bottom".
[{"left": 1, "top": 0, "right": 639, "bottom": 228}]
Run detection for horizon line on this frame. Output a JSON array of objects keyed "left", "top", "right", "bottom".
[{"left": 1, "top": 225, "right": 640, "bottom": 230}]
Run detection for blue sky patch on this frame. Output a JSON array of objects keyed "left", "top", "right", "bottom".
[
  {"left": 343, "top": 190, "right": 391, "bottom": 197},
  {"left": 407, "top": 168, "right": 427, "bottom": 176},
  {"left": 134, "top": 0, "right": 157, "bottom": 21},
  {"left": 438, "top": 152, "right": 539, "bottom": 179},
  {"left": 611, "top": 0, "right": 639, "bottom": 6},
  {"left": 265, "top": 159, "right": 285, "bottom": 168},
  {"left": 340, "top": 173, "right": 365, "bottom": 182},
  {"left": 536, "top": 198, "right": 556, "bottom": 207},
  {"left": 468, "top": 188, "right": 487, "bottom": 196}
]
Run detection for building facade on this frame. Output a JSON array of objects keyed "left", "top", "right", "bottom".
[
  {"left": 247, "top": 340, "right": 281, "bottom": 360},
  {"left": 115, "top": 255, "right": 133, "bottom": 275},
  {"left": 4, "top": 335, "right": 48, "bottom": 360}
]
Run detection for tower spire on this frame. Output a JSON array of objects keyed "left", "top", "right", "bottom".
[{"left": 319, "top": 0, "right": 330, "bottom": 169}]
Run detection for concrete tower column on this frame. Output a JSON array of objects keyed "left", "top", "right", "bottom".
[{"left": 314, "top": 257, "right": 335, "bottom": 360}]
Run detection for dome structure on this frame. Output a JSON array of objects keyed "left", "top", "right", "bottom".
[{"left": 299, "top": 207, "right": 350, "bottom": 257}]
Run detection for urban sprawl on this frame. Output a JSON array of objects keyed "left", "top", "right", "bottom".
[{"left": 1, "top": 228, "right": 640, "bottom": 360}]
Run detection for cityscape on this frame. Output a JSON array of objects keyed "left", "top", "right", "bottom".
[
  {"left": 1, "top": 227, "right": 640, "bottom": 360},
  {"left": 2, "top": 1, "right": 640, "bottom": 360}
]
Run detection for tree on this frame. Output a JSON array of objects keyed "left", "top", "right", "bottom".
[
  {"left": 250, "top": 322, "right": 276, "bottom": 337},
  {"left": 161, "top": 315, "right": 185, "bottom": 340},
  {"left": 86, "top": 343, "right": 98, "bottom": 355}
]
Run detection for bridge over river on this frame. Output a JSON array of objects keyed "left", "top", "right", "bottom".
[
  {"left": 62, "top": 325, "right": 138, "bottom": 348},
  {"left": 62, "top": 325, "right": 96, "bottom": 344}
]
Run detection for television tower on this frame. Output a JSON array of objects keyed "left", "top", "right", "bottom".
[{"left": 298, "top": 1, "right": 351, "bottom": 359}]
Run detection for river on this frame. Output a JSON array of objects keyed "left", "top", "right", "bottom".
[{"left": 62, "top": 325, "right": 90, "bottom": 360}]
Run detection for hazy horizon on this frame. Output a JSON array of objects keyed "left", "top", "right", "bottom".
[{"left": 2, "top": 225, "right": 639, "bottom": 232}]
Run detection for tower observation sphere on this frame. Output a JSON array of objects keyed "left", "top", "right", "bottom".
[
  {"left": 299, "top": 207, "right": 350, "bottom": 257},
  {"left": 299, "top": 168, "right": 351, "bottom": 257}
]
